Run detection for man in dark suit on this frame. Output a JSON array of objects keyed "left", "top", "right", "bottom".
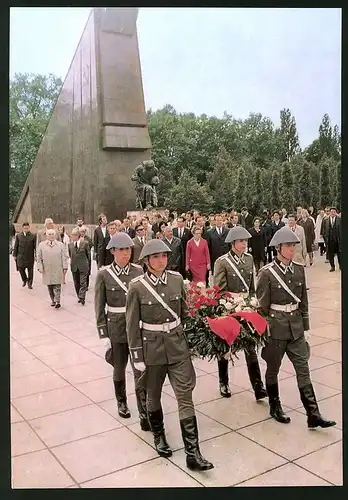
[
  {"left": 270, "top": 210, "right": 285, "bottom": 259},
  {"left": 105, "top": 221, "right": 119, "bottom": 266},
  {"left": 173, "top": 216, "right": 192, "bottom": 276},
  {"left": 93, "top": 213, "right": 110, "bottom": 268},
  {"left": 195, "top": 215, "right": 209, "bottom": 240},
  {"left": 321, "top": 207, "right": 341, "bottom": 272},
  {"left": 227, "top": 214, "right": 240, "bottom": 228},
  {"left": 240, "top": 207, "right": 253, "bottom": 230},
  {"left": 131, "top": 223, "right": 146, "bottom": 264},
  {"left": 207, "top": 214, "right": 229, "bottom": 272},
  {"left": 162, "top": 226, "right": 183, "bottom": 273},
  {"left": 185, "top": 211, "right": 195, "bottom": 231},
  {"left": 68, "top": 228, "right": 90, "bottom": 305},
  {"left": 123, "top": 218, "right": 136, "bottom": 238},
  {"left": 13, "top": 222, "right": 36, "bottom": 289}
]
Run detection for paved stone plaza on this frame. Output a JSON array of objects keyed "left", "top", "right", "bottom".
[{"left": 10, "top": 256, "right": 342, "bottom": 488}]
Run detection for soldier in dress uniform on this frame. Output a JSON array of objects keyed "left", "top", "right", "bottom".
[
  {"left": 126, "top": 239, "right": 213, "bottom": 471},
  {"left": 94, "top": 232, "right": 150, "bottom": 431},
  {"left": 256, "top": 226, "right": 336, "bottom": 428},
  {"left": 213, "top": 226, "right": 267, "bottom": 400}
]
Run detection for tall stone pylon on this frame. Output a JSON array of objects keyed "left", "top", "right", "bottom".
[{"left": 13, "top": 7, "right": 152, "bottom": 224}]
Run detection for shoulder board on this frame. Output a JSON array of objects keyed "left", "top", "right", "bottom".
[
  {"left": 261, "top": 262, "right": 274, "bottom": 271},
  {"left": 130, "top": 275, "right": 143, "bottom": 283},
  {"left": 99, "top": 264, "right": 111, "bottom": 271},
  {"left": 167, "top": 270, "right": 181, "bottom": 276},
  {"left": 130, "top": 263, "right": 143, "bottom": 269},
  {"left": 244, "top": 252, "right": 252, "bottom": 257},
  {"left": 217, "top": 253, "right": 228, "bottom": 262}
]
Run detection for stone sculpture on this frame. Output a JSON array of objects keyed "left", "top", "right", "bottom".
[{"left": 131, "top": 160, "right": 159, "bottom": 210}]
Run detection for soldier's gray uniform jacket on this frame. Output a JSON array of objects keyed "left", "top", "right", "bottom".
[
  {"left": 126, "top": 270, "right": 190, "bottom": 365},
  {"left": 213, "top": 250, "right": 256, "bottom": 294},
  {"left": 95, "top": 261, "right": 143, "bottom": 343},
  {"left": 256, "top": 259, "right": 309, "bottom": 340}
]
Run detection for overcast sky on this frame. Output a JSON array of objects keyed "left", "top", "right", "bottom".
[{"left": 10, "top": 7, "right": 341, "bottom": 147}]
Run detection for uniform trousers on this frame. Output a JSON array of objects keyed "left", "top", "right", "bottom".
[
  {"left": 72, "top": 270, "right": 88, "bottom": 300},
  {"left": 18, "top": 266, "right": 33, "bottom": 285},
  {"left": 261, "top": 336, "right": 311, "bottom": 388},
  {"left": 111, "top": 341, "right": 130, "bottom": 381},
  {"left": 145, "top": 358, "right": 196, "bottom": 420},
  {"left": 47, "top": 284, "right": 62, "bottom": 304}
]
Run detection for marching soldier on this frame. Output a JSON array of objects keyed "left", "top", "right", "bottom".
[
  {"left": 94, "top": 232, "right": 150, "bottom": 431},
  {"left": 256, "top": 226, "right": 336, "bottom": 428},
  {"left": 213, "top": 226, "right": 267, "bottom": 400},
  {"left": 126, "top": 239, "right": 213, "bottom": 471}
]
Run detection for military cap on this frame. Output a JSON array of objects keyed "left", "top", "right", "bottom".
[
  {"left": 139, "top": 239, "right": 172, "bottom": 260},
  {"left": 106, "top": 232, "right": 134, "bottom": 250},
  {"left": 225, "top": 226, "right": 251, "bottom": 243},
  {"left": 269, "top": 226, "right": 300, "bottom": 247}
]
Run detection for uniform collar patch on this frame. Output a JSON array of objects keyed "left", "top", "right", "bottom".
[
  {"left": 229, "top": 250, "right": 245, "bottom": 264},
  {"left": 275, "top": 259, "right": 294, "bottom": 274},
  {"left": 148, "top": 271, "right": 167, "bottom": 286},
  {"left": 113, "top": 262, "right": 130, "bottom": 276}
]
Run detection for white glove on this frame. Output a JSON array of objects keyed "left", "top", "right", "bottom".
[
  {"left": 304, "top": 331, "right": 310, "bottom": 342},
  {"left": 103, "top": 337, "right": 111, "bottom": 349},
  {"left": 134, "top": 362, "right": 146, "bottom": 372}
]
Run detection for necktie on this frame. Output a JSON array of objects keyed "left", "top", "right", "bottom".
[
  {"left": 75, "top": 242, "right": 78, "bottom": 249},
  {"left": 180, "top": 229, "right": 183, "bottom": 238}
]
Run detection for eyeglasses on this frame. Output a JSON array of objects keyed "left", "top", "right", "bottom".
[{"left": 137, "top": 228, "right": 144, "bottom": 231}]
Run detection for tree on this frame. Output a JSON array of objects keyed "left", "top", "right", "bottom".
[
  {"left": 10, "top": 73, "right": 62, "bottom": 216},
  {"left": 276, "top": 108, "right": 300, "bottom": 163},
  {"left": 164, "top": 171, "right": 213, "bottom": 212},
  {"left": 299, "top": 161, "right": 312, "bottom": 207},
  {"left": 319, "top": 159, "right": 332, "bottom": 209},
  {"left": 280, "top": 162, "right": 294, "bottom": 213},
  {"left": 332, "top": 161, "right": 341, "bottom": 209},
  {"left": 271, "top": 170, "right": 281, "bottom": 210},
  {"left": 251, "top": 167, "right": 263, "bottom": 215},
  {"left": 234, "top": 167, "right": 248, "bottom": 210},
  {"left": 261, "top": 168, "right": 272, "bottom": 209},
  {"left": 207, "top": 146, "right": 236, "bottom": 211},
  {"left": 309, "top": 164, "right": 320, "bottom": 210}
]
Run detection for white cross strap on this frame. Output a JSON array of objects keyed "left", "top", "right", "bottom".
[
  {"left": 268, "top": 266, "right": 301, "bottom": 304},
  {"left": 105, "top": 266, "right": 128, "bottom": 294},
  {"left": 139, "top": 277, "right": 179, "bottom": 321},
  {"left": 223, "top": 255, "right": 249, "bottom": 292}
]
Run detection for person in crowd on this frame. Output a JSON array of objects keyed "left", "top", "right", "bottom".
[
  {"left": 58, "top": 225, "right": 70, "bottom": 260},
  {"left": 228, "top": 213, "right": 240, "bottom": 229},
  {"left": 281, "top": 208, "right": 288, "bottom": 224},
  {"left": 131, "top": 223, "right": 147, "bottom": 264},
  {"left": 123, "top": 218, "right": 136, "bottom": 238},
  {"left": 321, "top": 207, "right": 331, "bottom": 263},
  {"left": 13, "top": 222, "right": 36, "bottom": 289},
  {"left": 315, "top": 209, "right": 326, "bottom": 257},
  {"left": 10, "top": 223, "right": 16, "bottom": 254},
  {"left": 320, "top": 207, "right": 341, "bottom": 272},
  {"left": 162, "top": 226, "right": 183, "bottom": 273},
  {"left": 296, "top": 206, "right": 303, "bottom": 223},
  {"left": 287, "top": 215, "right": 307, "bottom": 266},
  {"left": 36, "top": 218, "right": 60, "bottom": 247},
  {"left": 261, "top": 210, "right": 273, "bottom": 263},
  {"left": 213, "top": 226, "right": 267, "bottom": 401},
  {"left": 126, "top": 239, "right": 214, "bottom": 471},
  {"left": 248, "top": 217, "right": 267, "bottom": 273},
  {"left": 105, "top": 221, "right": 119, "bottom": 266},
  {"left": 185, "top": 211, "right": 195, "bottom": 230},
  {"left": 256, "top": 226, "right": 336, "bottom": 428},
  {"left": 142, "top": 216, "right": 154, "bottom": 240},
  {"left": 173, "top": 216, "right": 192, "bottom": 275},
  {"left": 308, "top": 206, "right": 315, "bottom": 220},
  {"left": 152, "top": 213, "right": 165, "bottom": 235},
  {"left": 240, "top": 207, "right": 253, "bottom": 230},
  {"left": 185, "top": 226, "right": 210, "bottom": 283},
  {"left": 78, "top": 225, "right": 93, "bottom": 289},
  {"left": 298, "top": 209, "right": 315, "bottom": 266},
  {"left": 76, "top": 216, "right": 91, "bottom": 238},
  {"left": 93, "top": 213, "right": 110, "bottom": 269},
  {"left": 68, "top": 228, "right": 90, "bottom": 305},
  {"left": 37, "top": 228, "right": 68, "bottom": 309},
  {"left": 155, "top": 221, "right": 167, "bottom": 239},
  {"left": 270, "top": 211, "right": 285, "bottom": 259},
  {"left": 195, "top": 215, "right": 209, "bottom": 239},
  {"left": 207, "top": 214, "right": 229, "bottom": 273},
  {"left": 95, "top": 232, "right": 148, "bottom": 429}
]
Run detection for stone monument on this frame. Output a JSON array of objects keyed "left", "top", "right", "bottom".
[
  {"left": 12, "top": 7, "right": 152, "bottom": 225},
  {"left": 131, "top": 159, "right": 159, "bottom": 210}
]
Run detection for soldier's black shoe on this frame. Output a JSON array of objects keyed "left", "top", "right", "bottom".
[
  {"left": 219, "top": 383, "right": 231, "bottom": 398},
  {"left": 113, "top": 380, "right": 131, "bottom": 418},
  {"left": 78, "top": 299, "right": 81, "bottom": 303},
  {"left": 22, "top": 281, "right": 27, "bottom": 287},
  {"left": 245, "top": 358, "right": 267, "bottom": 401},
  {"left": 180, "top": 416, "right": 214, "bottom": 471},
  {"left": 148, "top": 409, "right": 172, "bottom": 457},
  {"left": 299, "top": 384, "right": 336, "bottom": 429},
  {"left": 329, "top": 267, "right": 335, "bottom": 272},
  {"left": 50, "top": 302, "right": 56, "bottom": 307},
  {"left": 28, "top": 284, "right": 33, "bottom": 289},
  {"left": 55, "top": 303, "right": 61, "bottom": 309},
  {"left": 218, "top": 358, "right": 231, "bottom": 398},
  {"left": 267, "top": 383, "right": 291, "bottom": 424},
  {"left": 80, "top": 299, "right": 85, "bottom": 306}
]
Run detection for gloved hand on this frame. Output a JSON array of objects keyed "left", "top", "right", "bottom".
[
  {"left": 103, "top": 337, "right": 111, "bottom": 350},
  {"left": 134, "top": 362, "right": 146, "bottom": 372},
  {"left": 304, "top": 331, "right": 310, "bottom": 342}
]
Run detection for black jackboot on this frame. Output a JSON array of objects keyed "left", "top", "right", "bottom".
[
  {"left": 266, "top": 383, "right": 291, "bottom": 423},
  {"left": 113, "top": 380, "right": 131, "bottom": 418},
  {"left": 218, "top": 358, "right": 231, "bottom": 398},
  {"left": 299, "top": 384, "right": 336, "bottom": 429},
  {"left": 135, "top": 388, "right": 150, "bottom": 431},
  {"left": 180, "top": 416, "right": 214, "bottom": 471},
  {"left": 246, "top": 358, "right": 267, "bottom": 400},
  {"left": 148, "top": 408, "right": 172, "bottom": 457}
]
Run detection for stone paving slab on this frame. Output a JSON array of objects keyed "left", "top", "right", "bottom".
[{"left": 10, "top": 254, "right": 342, "bottom": 487}]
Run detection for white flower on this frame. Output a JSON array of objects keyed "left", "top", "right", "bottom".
[
  {"left": 250, "top": 297, "right": 259, "bottom": 308},
  {"left": 219, "top": 299, "right": 227, "bottom": 305},
  {"left": 183, "top": 279, "right": 190, "bottom": 286},
  {"left": 233, "top": 296, "right": 244, "bottom": 305},
  {"left": 196, "top": 282, "right": 205, "bottom": 288},
  {"left": 225, "top": 302, "right": 233, "bottom": 311},
  {"left": 235, "top": 305, "right": 242, "bottom": 312}
]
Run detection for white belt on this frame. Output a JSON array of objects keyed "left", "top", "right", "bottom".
[
  {"left": 230, "top": 292, "right": 249, "bottom": 298},
  {"left": 140, "top": 319, "right": 181, "bottom": 332},
  {"left": 107, "top": 306, "right": 126, "bottom": 313},
  {"left": 270, "top": 303, "right": 299, "bottom": 313}
]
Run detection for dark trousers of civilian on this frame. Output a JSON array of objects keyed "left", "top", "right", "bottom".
[
  {"left": 18, "top": 266, "right": 33, "bottom": 286},
  {"left": 72, "top": 270, "right": 88, "bottom": 301},
  {"left": 318, "top": 242, "right": 326, "bottom": 256},
  {"left": 327, "top": 241, "right": 341, "bottom": 269}
]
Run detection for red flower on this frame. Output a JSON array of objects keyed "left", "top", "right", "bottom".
[
  {"left": 187, "top": 289, "right": 195, "bottom": 295},
  {"left": 213, "top": 285, "right": 220, "bottom": 291},
  {"left": 210, "top": 299, "right": 218, "bottom": 306},
  {"left": 194, "top": 301, "right": 201, "bottom": 310},
  {"left": 224, "top": 292, "right": 232, "bottom": 298},
  {"left": 189, "top": 310, "right": 196, "bottom": 317}
]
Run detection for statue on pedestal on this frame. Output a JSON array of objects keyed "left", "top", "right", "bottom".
[{"left": 131, "top": 160, "right": 159, "bottom": 210}]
